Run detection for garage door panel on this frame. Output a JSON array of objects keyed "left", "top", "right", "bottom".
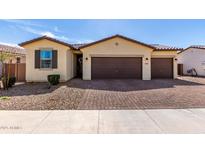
[
  {"left": 91, "top": 57, "right": 142, "bottom": 79},
  {"left": 151, "top": 58, "right": 173, "bottom": 79}
]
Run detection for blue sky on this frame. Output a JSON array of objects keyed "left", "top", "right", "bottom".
[{"left": 1, "top": 19, "right": 205, "bottom": 48}]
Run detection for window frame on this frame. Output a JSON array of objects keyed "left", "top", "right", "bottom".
[{"left": 40, "top": 49, "right": 53, "bottom": 69}]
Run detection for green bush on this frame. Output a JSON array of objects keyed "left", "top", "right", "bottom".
[
  {"left": 47, "top": 74, "right": 60, "bottom": 85},
  {"left": 8, "top": 76, "right": 16, "bottom": 87}
]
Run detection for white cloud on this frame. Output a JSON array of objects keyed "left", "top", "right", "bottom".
[
  {"left": 18, "top": 26, "right": 69, "bottom": 41},
  {"left": 3, "top": 19, "right": 43, "bottom": 27},
  {"left": 54, "top": 26, "right": 61, "bottom": 32},
  {"left": 41, "top": 32, "right": 55, "bottom": 38},
  {"left": 7, "top": 22, "right": 92, "bottom": 43},
  {"left": 0, "top": 42, "right": 23, "bottom": 48},
  {"left": 58, "top": 36, "right": 69, "bottom": 41},
  {"left": 19, "top": 26, "right": 41, "bottom": 35}
]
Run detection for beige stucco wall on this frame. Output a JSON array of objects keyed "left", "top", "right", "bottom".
[
  {"left": 21, "top": 36, "right": 178, "bottom": 82},
  {"left": 22, "top": 39, "right": 74, "bottom": 82},
  {"left": 151, "top": 51, "right": 178, "bottom": 79},
  {"left": 81, "top": 37, "right": 178, "bottom": 80},
  {"left": 81, "top": 37, "right": 153, "bottom": 80}
]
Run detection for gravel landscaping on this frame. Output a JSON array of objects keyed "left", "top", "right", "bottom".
[
  {"left": 0, "top": 76, "right": 205, "bottom": 110},
  {"left": 0, "top": 82, "right": 84, "bottom": 110}
]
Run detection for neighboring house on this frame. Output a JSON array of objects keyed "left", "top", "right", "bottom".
[
  {"left": 178, "top": 45, "right": 205, "bottom": 76},
  {"left": 19, "top": 34, "right": 182, "bottom": 82},
  {"left": 0, "top": 43, "right": 26, "bottom": 78}
]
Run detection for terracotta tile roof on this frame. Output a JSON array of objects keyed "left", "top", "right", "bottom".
[
  {"left": 19, "top": 35, "right": 75, "bottom": 49},
  {"left": 0, "top": 43, "right": 26, "bottom": 55},
  {"left": 150, "top": 44, "right": 183, "bottom": 51},
  {"left": 18, "top": 35, "right": 183, "bottom": 52},
  {"left": 71, "top": 43, "right": 88, "bottom": 49},
  {"left": 78, "top": 34, "right": 156, "bottom": 49},
  {"left": 75, "top": 35, "right": 182, "bottom": 51},
  {"left": 178, "top": 45, "right": 205, "bottom": 54},
  {"left": 187, "top": 45, "right": 205, "bottom": 50},
  {"left": 73, "top": 42, "right": 182, "bottom": 51}
]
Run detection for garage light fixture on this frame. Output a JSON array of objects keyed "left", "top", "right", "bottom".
[{"left": 145, "top": 57, "right": 149, "bottom": 64}]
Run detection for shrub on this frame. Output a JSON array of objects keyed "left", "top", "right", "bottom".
[
  {"left": 47, "top": 74, "right": 60, "bottom": 85},
  {"left": 0, "top": 96, "right": 11, "bottom": 101},
  {"left": 1, "top": 76, "right": 16, "bottom": 89},
  {"left": 8, "top": 76, "right": 16, "bottom": 87}
]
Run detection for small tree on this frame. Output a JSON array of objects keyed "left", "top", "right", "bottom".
[{"left": 0, "top": 51, "right": 14, "bottom": 90}]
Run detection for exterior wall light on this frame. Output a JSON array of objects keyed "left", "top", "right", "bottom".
[
  {"left": 85, "top": 57, "right": 88, "bottom": 60},
  {"left": 145, "top": 57, "right": 149, "bottom": 64},
  {"left": 175, "top": 58, "right": 178, "bottom": 61}
]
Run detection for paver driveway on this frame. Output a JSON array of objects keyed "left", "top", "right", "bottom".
[
  {"left": 76, "top": 76, "right": 205, "bottom": 109},
  {"left": 0, "top": 76, "right": 205, "bottom": 110}
]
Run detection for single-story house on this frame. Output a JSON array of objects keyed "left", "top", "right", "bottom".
[
  {"left": 19, "top": 34, "right": 182, "bottom": 82},
  {"left": 178, "top": 45, "right": 205, "bottom": 76},
  {"left": 0, "top": 43, "right": 26, "bottom": 78}
]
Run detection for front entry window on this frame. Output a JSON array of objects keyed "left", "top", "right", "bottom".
[{"left": 40, "top": 50, "right": 52, "bottom": 68}]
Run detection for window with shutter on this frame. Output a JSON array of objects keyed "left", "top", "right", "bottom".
[
  {"left": 40, "top": 50, "right": 52, "bottom": 68},
  {"left": 35, "top": 50, "right": 40, "bottom": 68},
  {"left": 35, "top": 49, "right": 57, "bottom": 69},
  {"left": 52, "top": 50, "right": 57, "bottom": 68}
]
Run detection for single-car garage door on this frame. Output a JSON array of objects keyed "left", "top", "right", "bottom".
[
  {"left": 151, "top": 58, "right": 173, "bottom": 79},
  {"left": 91, "top": 57, "right": 142, "bottom": 79}
]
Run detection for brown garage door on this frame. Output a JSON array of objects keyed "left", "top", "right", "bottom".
[
  {"left": 151, "top": 58, "right": 173, "bottom": 79},
  {"left": 91, "top": 57, "right": 142, "bottom": 79}
]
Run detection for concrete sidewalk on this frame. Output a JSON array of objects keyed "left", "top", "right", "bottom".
[{"left": 1, "top": 109, "right": 205, "bottom": 133}]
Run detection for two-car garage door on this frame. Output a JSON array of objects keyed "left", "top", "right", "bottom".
[
  {"left": 91, "top": 57, "right": 173, "bottom": 79},
  {"left": 91, "top": 57, "right": 142, "bottom": 79}
]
